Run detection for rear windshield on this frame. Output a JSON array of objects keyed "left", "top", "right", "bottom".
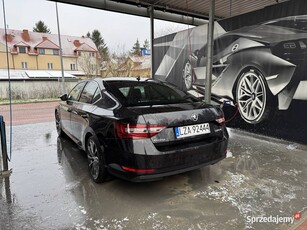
[
  {"left": 263, "top": 18, "right": 307, "bottom": 32},
  {"left": 104, "top": 80, "right": 199, "bottom": 106}
]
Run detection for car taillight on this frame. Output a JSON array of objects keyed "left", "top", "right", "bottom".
[
  {"left": 115, "top": 122, "right": 166, "bottom": 139},
  {"left": 121, "top": 166, "right": 156, "bottom": 173},
  {"left": 215, "top": 116, "right": 225, "bottom": 126}
]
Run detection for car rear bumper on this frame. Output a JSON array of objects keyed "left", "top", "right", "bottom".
[{"left": 107, "top": 137, "right": 228, "bottom": 182}]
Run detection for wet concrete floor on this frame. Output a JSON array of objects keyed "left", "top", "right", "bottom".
[{"left": 1, "top": 122, "right": 307, "bottom": 230}]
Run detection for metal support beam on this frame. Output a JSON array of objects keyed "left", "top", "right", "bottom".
[
  {"left": 56, "top": 2, "right": 66, "bottom": 94},
  {"left": 205, "top": 0, "right": 215, "bottom": 104},
  {"left": 48, "top": 0, "right": 208, "bottom": 26},
  {"left": 149, "top": 6, "right": 154, "bottom": 78}
]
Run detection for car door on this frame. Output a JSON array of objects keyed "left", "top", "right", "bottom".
[
  {"left": 71, "top": 80, "right": 100, "bottom": 142},
  {"left": 61, "top": 81, "right": 86, "bottom": 137}
]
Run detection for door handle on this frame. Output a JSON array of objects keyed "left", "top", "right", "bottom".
[{"left": 80, "top": 114, "right": 89, "bottom": 118}]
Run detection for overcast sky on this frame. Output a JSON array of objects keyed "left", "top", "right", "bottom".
[{"left": 1, "top": 0, "right": 189, "bottom": 53}]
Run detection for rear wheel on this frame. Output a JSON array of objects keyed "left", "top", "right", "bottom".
[
  {"left": 236, "top": 68, "right": 274, "bottom": 124},
  {"left": 86, "top": 136, "right": 109, "bottom": 183}
]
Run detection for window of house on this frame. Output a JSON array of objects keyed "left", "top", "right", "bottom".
[
  {"left": 78, "top": 51, "right": 81, "bottom": 56},
  {"left": 53, "top": 49, "right": 59, "bottom": 55},
  {"left": 70, "top": 64, "right": 76, "bottom": 70},
  {"left": 19, "top": 47, "right": 26, "bottom": 53},
  {"left": 90, "top": 52, "right": 95, "bottom": 57},
  {"left": 48, "top": 63, "right": 53, "bottom": 70},
  {"left": 38, "top": 48, "right": 45, "bottom": 54},
  {"left": 21, "top": 62, "right": 28, "bottom": 69}
]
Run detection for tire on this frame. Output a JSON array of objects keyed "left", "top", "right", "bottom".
[
  {"left": 236, "top": 68, "right": 275, "bottom": 124},
  {"left": 86, "top": 136, "right": 109, "bottom": 183},
  {"left": 55, "top": 110, "right": 64, "bottom": 137},
  {"left": 182, "top": 60, "right": 193, "bottom": 91}
]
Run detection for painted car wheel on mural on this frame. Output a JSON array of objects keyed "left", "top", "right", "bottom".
[
  {"left": 236, "top": 68, "right": 275, "bottom": 124},
  {"left": 182, "top": 60, "right": 193, "bottom": 91}
]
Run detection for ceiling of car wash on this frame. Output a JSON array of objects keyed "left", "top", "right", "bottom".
[{"left": 47, "top": 0, "right": 290, "bottom": 26}]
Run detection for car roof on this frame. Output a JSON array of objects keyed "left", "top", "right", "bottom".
[
  {"left": 97, "top": 77, "right": 152, "bottom": 82},
  {"left": 83, "top": 77, "right": 161, "bottom": 90}
]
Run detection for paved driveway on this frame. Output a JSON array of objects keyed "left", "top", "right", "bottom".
[
  {"left": 1, "top": 121, "right": 307, "bottom": 230},
  {"left": 0, "top": 102, "right": 307, "bottom": 229}
]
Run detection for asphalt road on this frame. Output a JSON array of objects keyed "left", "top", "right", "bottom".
[{"left": 0, "top": 101, "right": 59, "bottom": 126}]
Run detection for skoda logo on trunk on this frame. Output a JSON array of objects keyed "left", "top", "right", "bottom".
[{"left": 191, "top": 114, "right": 198, "bottom": 121}]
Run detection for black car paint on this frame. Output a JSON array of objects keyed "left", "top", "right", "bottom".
[{"left": 56, "top": 78, "right": 228, "bottom": 182}]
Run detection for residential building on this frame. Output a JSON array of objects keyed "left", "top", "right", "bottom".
[
  {"left": 0, "top": 28, "right": 100, "bottom": 78},
  {"left": 0, "top": 28, "right": 100, "bottom": 99}
]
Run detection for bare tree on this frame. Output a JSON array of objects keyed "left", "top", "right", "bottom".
[
  {"left": 78, "top": 52, "right": 99, "bottom": 77},
  {"left": 102, "top": 44, "right": 133, "bottom": 78}
]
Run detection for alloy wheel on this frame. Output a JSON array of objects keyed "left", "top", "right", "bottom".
[
  {"left": 87, "top": 138, "right": 100, "bottom": 181},
  {"left": 236, "top": 69, "right": 267, "bottom": 124},
  {"left": 183, "top": 61, "right": 193, "bottom": 90},
  {"left": 55, "top": 111, "right": 62, "bottom": 136}
]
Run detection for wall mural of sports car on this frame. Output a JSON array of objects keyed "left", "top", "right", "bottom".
[{"left": 154, "top": 16, "right": 307, "bottom": 124}]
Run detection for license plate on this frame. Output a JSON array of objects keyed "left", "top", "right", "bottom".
[{"left": 175, "top": 123, "right": 210, "bottom": 139}]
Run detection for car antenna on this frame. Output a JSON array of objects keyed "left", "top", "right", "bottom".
[{"left": 136, "top": 76, "right": 140, "bottom": 81}]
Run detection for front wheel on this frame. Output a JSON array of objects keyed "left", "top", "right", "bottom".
[
  {"left": 236, "top": 68, "right": 275, "bottom": 124},
  {"left": 55, "top": 110, "right": 63, "bottom": 136},
  {"left": 86, "top": 136, "right": 109, "bottom": 183}
]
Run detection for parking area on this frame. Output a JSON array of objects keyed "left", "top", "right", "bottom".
[{"left": 0, "top": 102, "right": 306, "bottom": 230}]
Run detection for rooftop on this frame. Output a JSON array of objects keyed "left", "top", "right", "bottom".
[{"left": 0, "top": 28, "right": 98, "bottom": 57}]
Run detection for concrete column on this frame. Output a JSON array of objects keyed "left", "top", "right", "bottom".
[
  {"left": 56, "top": 2, "right": 65, "bottom": 94},
  {"left": 149, "top": 6, "right": 154, "bottom": 78},
  {"left": 205, "top": 0, "right": 215, "bottom": 104}
]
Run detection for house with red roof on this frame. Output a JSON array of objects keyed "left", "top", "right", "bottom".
[{"left": 0, "top": 28, "right": 100, "bottom": 80}]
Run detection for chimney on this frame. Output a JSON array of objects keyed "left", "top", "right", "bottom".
[
  {"left": 4, "top": 34, "right": 13, "bottom": 42},
  {"left": 42, "top": 36, "right": 48, "bottom": 41},
  {"left": 22, "top": 29, "right": 30, "bottom": 42},
  {"left": 73, "top": 39, "right": 81, "bottom": 47}
]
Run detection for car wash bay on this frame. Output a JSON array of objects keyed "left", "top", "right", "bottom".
[
  {"left": 0, "top": 116, "right": 307, "bottom": 229},
  {"left": 1, "top": 0, "right": 307, "bottom": 229}
]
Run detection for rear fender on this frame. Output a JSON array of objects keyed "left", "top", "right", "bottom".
[{"left": 212, "top": 48, "right": 296, "bottom": 100}]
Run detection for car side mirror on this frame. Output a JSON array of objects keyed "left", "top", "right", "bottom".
[{"left": 60, "top": 94, "right": 68, "bottom": 101}]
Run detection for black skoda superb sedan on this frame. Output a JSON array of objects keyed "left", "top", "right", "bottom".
[{"left": 55, "top": 77, "right": 228, "bottom": 183}]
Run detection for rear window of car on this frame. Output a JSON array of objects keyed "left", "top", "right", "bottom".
[
  {"left": 263, "top": 18, "right": 307, "bottom": 32},
  {"left": 104, "top": 80, "right": 199, "bottom": 106}
]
